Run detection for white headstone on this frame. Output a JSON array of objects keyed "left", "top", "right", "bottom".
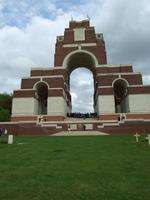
[
  {"left": 4, "top": 129, "right": 8, "bottom": 135},
  {"left": 8, "top": 135, "right": 13, "bottom": 144}
]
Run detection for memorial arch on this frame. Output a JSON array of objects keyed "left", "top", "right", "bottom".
[
  {"left": 11, "top": 19, "right": 150, "bottom": 123},
  {"left": 63, "top": 50, "right": 97, "bottom": 113}
]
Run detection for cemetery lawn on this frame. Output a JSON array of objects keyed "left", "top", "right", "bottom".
[{"left": 0, "top": 135, "right": 150, "bottom": 200}]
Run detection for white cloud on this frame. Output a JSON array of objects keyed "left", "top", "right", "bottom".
[
  {"left": 70, "top": 92, "right": 77, "bottom": 100},
  {"left": 70, "top": 68, "right": 94, "bottom": 112},
  {"left": 0, "top": 15, "right": 70, "bottom": 92},
  {"left": 143, "top": 75, "right": 150, "bottom": 85},
  {"left": 0, "top": 7, "right": 84, "bottom": 92}
]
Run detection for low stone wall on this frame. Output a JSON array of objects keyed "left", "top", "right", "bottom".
[{"left": 0, "top": 120, "right": 150, "bottom": 135}]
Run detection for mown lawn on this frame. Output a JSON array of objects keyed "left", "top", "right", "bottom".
[{"left": 0, "top": 135, "right": 150, "bottom": 200}]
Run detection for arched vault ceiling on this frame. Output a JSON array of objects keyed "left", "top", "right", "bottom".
[{"left": 67, "top": 52, "right": 96, "bottom": 76}]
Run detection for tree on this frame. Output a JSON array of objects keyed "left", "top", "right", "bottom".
[
  {"left": 0, "top": 107, "right": 10, "bottom": 122},
  {"left": 0, "top": 93, "right": 12, "bottom": 122}
]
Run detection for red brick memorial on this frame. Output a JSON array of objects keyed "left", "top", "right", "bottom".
[{"left": 1, "top": 20, "right": 150, "bottom": 135}]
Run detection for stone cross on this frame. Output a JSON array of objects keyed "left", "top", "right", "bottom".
[{"left": 134, "top": 132, "right": 140, "bottom": 143}]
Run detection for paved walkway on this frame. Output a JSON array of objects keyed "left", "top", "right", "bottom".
[{"left": 52, "top": 131, "right": 109, "bottom": 136}]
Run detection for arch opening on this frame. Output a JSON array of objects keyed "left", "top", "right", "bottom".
[
  {"left": 70, "top": 67, "right": 94, "bottom": 114},
  {"left": 35, "top": 82, "right": 48, "bottom": 115},
  {"left": 113, "top": 79, "right": 129, "bottom": 113},
  {"left": 64, "top": 51, "right": 97, "bottom": 117}
]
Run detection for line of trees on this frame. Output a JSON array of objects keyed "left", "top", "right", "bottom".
[{"left": 0, "top": 93, "right": 12, "bottom": 122}]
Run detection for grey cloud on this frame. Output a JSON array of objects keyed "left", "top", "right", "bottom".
[{"left": 90, "top": 0, "right": 150, "bottom": 80}]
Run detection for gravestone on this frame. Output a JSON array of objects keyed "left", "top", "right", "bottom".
[{"left": 8, "top": 135, "right": 13, "bottom": 144}]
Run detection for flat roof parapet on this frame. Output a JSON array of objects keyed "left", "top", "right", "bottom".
[{"left": 69, "top": 20, "right": 90, "bottom": 29}]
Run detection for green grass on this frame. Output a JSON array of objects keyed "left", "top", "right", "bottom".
[{"left": 0, "top": 135, "right": 150, "bottom": 200}]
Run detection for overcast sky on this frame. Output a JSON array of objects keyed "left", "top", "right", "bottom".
[{"left": 0, "top": 0, "right": 150, "bottom": 112}]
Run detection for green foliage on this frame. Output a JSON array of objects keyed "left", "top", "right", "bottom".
[
  {"left": 0, "top": 93, "right": 12, "bottom": 113},
  {"left": 0, "top": 136, "right": 150, "bottom": 200},
  {"left": 0, "top": 93, "right": 12, "bottom": 121},
  {"left": 0, "top": 107, "right": 10, "bottom": 121}
]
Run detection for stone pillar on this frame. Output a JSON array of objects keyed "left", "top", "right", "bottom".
[
  {"left": 47, "top": 96, "right": 67, "bottom": 117},
  {"left": 97, "top": 95, "right": 115, "bottom": 115},
  {"left": 129, "top": 94, "right": 150, "bottom": 113},
  {"left": 12, "top": 97, "right": 36, "bottom": 115}
]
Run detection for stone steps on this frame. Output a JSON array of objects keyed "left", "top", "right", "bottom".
[
  {"left": 1, "top": 119, "right": 150, "bottom": 135},
  {"left": 52, "top": 131, "right": 109, "bottom": 136}
]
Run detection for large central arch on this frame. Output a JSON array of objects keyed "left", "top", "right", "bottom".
[
  {"left": 70, "top": 67, "right": 94, "bottom": 113},
  {"left": 63, "top": 50, "right": 98, "bottom": 114}
]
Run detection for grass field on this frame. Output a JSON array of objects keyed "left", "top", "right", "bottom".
[{"left": 0, "top": 135, "right": 150, "bottom": 200}]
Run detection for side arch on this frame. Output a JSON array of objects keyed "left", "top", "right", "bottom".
[
  {"left": 33, "top": 80, "right": 49, "bottom": 90},
  {"left": 113, "top": 78, "right": 130, "bottom": 113},
  {"left": 112, "top": 78, "right": 129, "bottom": 87},
  {"left": 34, "top": 81, "right": 48, "bottom": 115}
]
